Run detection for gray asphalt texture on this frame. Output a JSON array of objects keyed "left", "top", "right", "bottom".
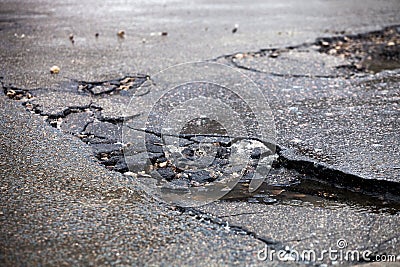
[
  {"left": 0, "top": 98, "right": 270, "bottom": 266},
  {"left": 1, "top": 0, "right": 400, "bottom": 266}
]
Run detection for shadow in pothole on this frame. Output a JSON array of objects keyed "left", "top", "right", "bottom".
[{"left": 223, "top": 174, "right": 400, "bottom": 215}]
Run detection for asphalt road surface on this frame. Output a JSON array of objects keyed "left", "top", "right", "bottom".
[{"left": 1, "top": 0, "right": 400, "bottom": 266}]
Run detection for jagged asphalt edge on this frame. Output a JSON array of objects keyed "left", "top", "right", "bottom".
[{"left": 276, "top": 144, "right": 400, "bottom": 203}]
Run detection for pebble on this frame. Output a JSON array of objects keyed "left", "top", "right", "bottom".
[
  {"left": 117, "top": 30, "right": 125, "bottom": 38},
  {"left": 321, "top": 41, "right": 330, "bottom": 46},
  {"left": 50, "top": 65, "right": 60, "bottom": 74},
  {"left": 123, "top": 171, "right": 137, "bottom": 177},
  {"left": 158, "top": 161, "right": 168, "bottom": 168},
  {"left": 270, "top": 52, "right": 279, "bottom": 58},
  {"left": 6, "top": 89, "right": 16, "bottom": 97},
  {"left": 328, "top": 48, "right": 336, "bottom": 55},
  {"left": 234, "top": 53, "right": 244, "bottom": 59}
]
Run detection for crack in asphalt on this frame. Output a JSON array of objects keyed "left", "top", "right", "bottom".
[
  {"left": 1, "top": 25, "right": 400, "bottom": 257},
  {"left": 211, "top": 42, "right": 352, "bottom": 78},
  {"left": 75, "top": 74, "right": 150, "bottom": 96},
  {"left": 4, "top": 75, "right": 399, "bottom": 212},
  {"left": 125, "top": 124, "right": 276, "bottom": 150},
  {"left": 2, "top": 56, "right": 400, "bottom": 211},
  {"left": 276, "top": 145, "right": 400, "bottom": 204},
  {"left": 176, "top": 206, "right": 283, "bottom": 247},
  {"left": 210, "top": 24, "right": 400, "bottom": 79},
  {"left": 228, "top": 55, "right": 351, "bottom": 79}
]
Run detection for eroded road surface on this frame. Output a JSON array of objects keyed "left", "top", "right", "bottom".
[{"left": 1, "top": 0, "right": 400, "bottom": 266}]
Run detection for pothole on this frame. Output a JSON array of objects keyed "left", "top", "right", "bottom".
[
  {"left": 223, "top": 174, "right": 400, "bottom": 215},
  {"left": 2, "top": 26, "right": 400, "bottom": 212},
  {"left": 317, "top": 25, "right": 400, "bottom": 73}
]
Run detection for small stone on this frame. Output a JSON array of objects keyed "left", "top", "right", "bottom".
[
  {"left": 124, "top": 171, "right": 137, "bottom": 177},
  {"left": 117, "top": 30, "right": 125, "bottom": 38},
  {"left": 50, "top": 65, "right": 60, "bottom": 74},
  {"left": 120, "top": 77, "right": 135, "bottom": 84},
  {"left": 118, "top": 85, "right": 130, "bottom": 91},
  {"left": 69, "top": 34, "right": 74, "bottom": 41},
  {"left": 95, "top": 33, "right": 99, "bottom": 38},
  {"left": 387, "top": 41, "right": 395, "bottom": 46},
  {"left": 142, "top": 38, "right": 146, "bottom": 43},
  {"left": 321, "top": 41, "right": 329, "bottom": 47},
  {"left": 161, "top": 31, "right": 168, "bottom": 36},
  {"left": 158, "top": 161, "right": 168, "bottom": 168},
  {"left": 25, "top": 103, "right": 33, "bottom": 110},
  {"left": 234, "top": 53, "right": 244, "bottom": 59},
  {"left": 270, "top": 51, "right": 279, "bottom": 58},
  {"left": 6, "top": 90, "right": 16, "bottom": 97}
]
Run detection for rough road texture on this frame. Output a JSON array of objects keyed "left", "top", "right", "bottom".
[
  {"left": 0, "top": 98, "right": 273, "bottom": 266},
  {"left": 1, "top": 0, "right": 400, "bottom": 266}
]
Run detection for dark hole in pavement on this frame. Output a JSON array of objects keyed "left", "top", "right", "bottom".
[
  {"left": 224, "top": 175, "right": 400, "bottom": 215},
  {"left": 317, "top": 25, "right": 400, "bottom": 73},
  {"left": 180, "top": 118, "right": 228, "bottom": 135},
  {"left": 2, "top": 25, "right": 400, "bottom": 215}
]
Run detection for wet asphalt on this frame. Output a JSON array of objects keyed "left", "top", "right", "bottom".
[
  {"left": 1, "top": 0, "right": 400, "bottom": 266},
  {"left": 0, "top": 98, "right": 271, "bottom": 266}
]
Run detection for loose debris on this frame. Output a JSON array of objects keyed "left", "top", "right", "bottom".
[
  {"left": 77, "top": 75, "right": 148, "bottom": 96},
  {"left": 228, "top": 25, "right": 400, "bottom": 76},
  {"left": 317, "top": 25, "right": 400, "bottom": 72},
  {"left": 117, "top": 30, "right": 125, "bottom": 38},
  {"left": 232, "top": 24, "right": 239, "bottom": 34},
  {"left": 50, "top": 65, "right": 60, "bottom": 74},
  {"left": 3, "top": 87, "right": 33, "bottom": 100}
]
